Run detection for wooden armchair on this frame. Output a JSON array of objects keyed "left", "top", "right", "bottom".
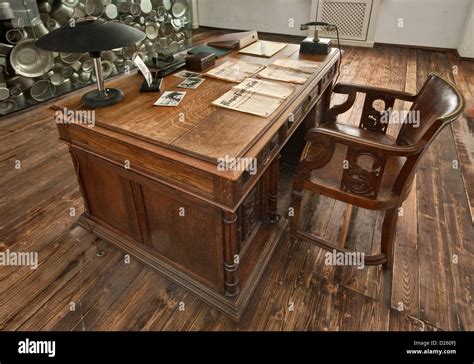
[{"left": 290, "top": 73, "right": 464, "bottom": 270}]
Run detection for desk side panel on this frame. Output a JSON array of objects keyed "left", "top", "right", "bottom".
[{"left": 71, "top": 147, "right": 225, "bottom": 292}]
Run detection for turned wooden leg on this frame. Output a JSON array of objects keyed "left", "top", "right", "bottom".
[
  {"left": 223, "top": 211, "right": 240, "bottom": 297},
  {"left": 290, "top": 187, "right": 303, "bottom": 244},
  {"left": 381, "top": 208, "right": 399, "bottom": 271}
]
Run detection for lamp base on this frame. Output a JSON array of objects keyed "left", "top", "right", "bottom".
[{"left": 82, "top": 88, "right": 124, "bottom": 108}]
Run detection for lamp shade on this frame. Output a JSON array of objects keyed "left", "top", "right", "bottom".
[{"left": 36, "top": 18, "right": 145, "bottom": 53}]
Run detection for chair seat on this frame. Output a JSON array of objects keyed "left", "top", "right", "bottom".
[{"left": 303, "top": 123, "right": 405, "bottom": 208}]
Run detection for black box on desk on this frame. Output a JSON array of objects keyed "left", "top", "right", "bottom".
[
  {"left": 185, "top": 52, "right": 216, "bottom": 72},
  {"left": 300, "top": 38, "right": 332, "bottom": 55}
]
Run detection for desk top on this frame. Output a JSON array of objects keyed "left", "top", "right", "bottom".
[{"left": 57, "top": 44, "right": 339, "bottom": 164}]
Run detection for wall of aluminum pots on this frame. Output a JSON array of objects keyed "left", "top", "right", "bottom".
[{"left": 0, "top": 0, "right": 193, "bottom": 116}]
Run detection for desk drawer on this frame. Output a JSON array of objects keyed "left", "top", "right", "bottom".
[
  {"left": 288, "top": 83, "right": 320, "bottom": 132},
  {"left": 320, "top": 62, "right": 338, "bottom": 90},
  {"left": 242, "top": 133, "right": 279, "bottom": 185}
]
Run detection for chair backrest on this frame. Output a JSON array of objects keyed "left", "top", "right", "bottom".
[
  {"left": 393, "top": 73, "right": 464, "bottom": 199},
  {"left": 396, "top": 73, "right": 464, "bottom": 147}
]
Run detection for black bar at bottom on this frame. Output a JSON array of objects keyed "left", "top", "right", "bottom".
[{"left": 0, "top": 331, "right": 471, "bottom": 363}]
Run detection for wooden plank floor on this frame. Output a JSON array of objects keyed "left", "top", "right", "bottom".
[{"left": 0, "top": 29, "right": 472, "bottom": 331}]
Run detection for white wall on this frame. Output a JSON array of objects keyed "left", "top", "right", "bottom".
[
  {"left": 374, "top": 0, "right": 471, "bottom": 49},
  {"left": 196, "top": 0, "right": 311, "bottom": 36},
  {"left": 458, "top": 1, "right": 474, "bottom": 58},
  {"left": 196, "top": 0, "right": 473, "bottom": 52}
]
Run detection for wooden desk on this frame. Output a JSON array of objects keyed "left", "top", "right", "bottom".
[{"left": 52, "top": 45, "right": 340, "bottom": 320}]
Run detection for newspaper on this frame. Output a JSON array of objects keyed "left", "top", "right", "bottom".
[
  {"left": 273, "top": 59, "right": 321, "bottom": 73},
  {"left": 234, "top": 78, "right": 294, "bottom": 99},
  {"left": 212, "top": 78, "right": 295, "bottom": 117},
  {"left": 257, "top": 65, "right": 309, "bottom": 84},
  {"left": 205, "top": 60, "right": 266, "bottom": 83},
  {"left": 256, "top": 58, "right": 321, "bottom": 84}
]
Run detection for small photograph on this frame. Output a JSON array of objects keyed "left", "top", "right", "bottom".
[
  {"left": 178, "top": 77, "right": 205, "bottom": 89},
  {"left": 174, "top": 70, "right": 202, "bottom": 78},
  {"left": 154, "top": 91, "right": 187, "bottom": 107}
]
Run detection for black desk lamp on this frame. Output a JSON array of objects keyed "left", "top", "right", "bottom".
[{"left": 36, "top": 18, "right": 145, "bottom": 108}]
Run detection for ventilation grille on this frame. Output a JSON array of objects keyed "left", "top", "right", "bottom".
[{"left": 319, "top": 1, "right": 371, "bottom": 41}]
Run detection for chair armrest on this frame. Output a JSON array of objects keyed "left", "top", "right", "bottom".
[
  {"left": 333, "top": 82, "right": 417, "bottom": 102},
  {"left": 324, "top": 83, "right": 417, "bottom": 124},
  {"left": 306, "top": 126, "right": 423, "bottom": 157}
]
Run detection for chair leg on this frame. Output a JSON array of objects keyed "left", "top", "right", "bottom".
[
  {"left": 381, "top": 208, "right": 399, "bottom": 271},
  {"left": 290, "top": 189, "right": 303, "bottom": 244}
]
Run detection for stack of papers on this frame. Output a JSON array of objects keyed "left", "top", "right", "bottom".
[
  {"left": 205, "top": 60, "right": 266, "bottom": 83},
  {"left": 212, "top": 78, "right": 295, "bottom": 117},
  {"left": 257, "top": 59, "right": 322, "bottom": 84}
]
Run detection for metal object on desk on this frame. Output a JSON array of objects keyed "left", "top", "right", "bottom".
[
  {"left": 0, "top": 85, "right": 9, "bottom": 101},
  {"left": 50, "top": 71, "right": 72, "bottom": 93},
  {"left": 124, "top": 14, "right": 134, "bottom": 24},
  {"left": 101, "top": 60, "right": 115, "bottom": 78},
  {"left": 0, "top": 43, "right": 13, "bottom": 55},
  {"left": 2, "top": 17, "right": 25, "bottom": 29},
  {"left": 85, "top": 0, "right": 104, "bottom": 17},
  {"left": 10, "top": 87, "right": 25, "bottom": 108},
  {"left": 30, "top": 16, "right": 50, "bottom": 38},
  {"left": 104, "top": 4, "right": 118, "bottom": 19},
  {"left": 102, "top": 50, "right": 117, "bottom": 63},
  {"left": 299, "top": 22, "right": 333, "bottom": 55},
  {"left": 38, "top": 2, "right": 52, "bottom": 14},
  {"left": 30, "top": 79, "right": 55, "bottom": 101},
  {"left": 168, "top": 41, "right": 179, "bottom": 54},
  {"left": 114, "top": 56, "right": 125, "bottom": 68},
  {"left": 40, "top": 13, "right": 51, "bottom": 23},
  {"left": 0, "top": 2, "right": 14, "bottom": 20},
  {"left": 161, "top": 21, "right": 173, "bottom": 37},
  {"left": 51, "top": 3, "right": 75, "bottom": 19},
  {"left": 69, "top": 60, "right": 82, "bottom": 72},
  {"left": 72, "top": 7, "right": 85, "bottom": 19},
  {"left": 0, "top": 99, "right": 16, "bottom": 115},
  {"left": 60, "top": 52, "right": 82, "bottom": 64},
  {"left": 171, "top": 17, "right": 182, "bottom": 31},
  {"left": 145, "top": 22, "right": 160, "bottom": 40},
  {"left": 7, "top": 75, "right": 34, "bottom": 91},
  {"left": 130, "top": 3, "right": 141, "bottom": 16},
  {"left": 140, "top": 0, "right": 153, "bottom": 14},
  {"left": 162, "top": 0, "right": 173, "bottom": 11},
  {"left": 117, "top": 2, "right": 130, "bottom": 14},
  {"left": 5, "top": 29, "right": 26, "bottom": 44},
  {"left": 0, "top": 72, "right": 9, "bottom": 100},
  {"left": 156, "top": 6, "right": 166, "bottom": 21},
  {"left": 61, "top": 66, "right": 74, "bottom": 78},
  {"left": 171, "top": 0, "right": 188, "bottom": 18},
  {"left": 47, "top": 19, "right": 60, "bottom": 31},
  {"left": 61, "top": 0, "right": 80, "bottom": 8},
  {"left": 10, "top": 39, "right": 54, "bottom": 77},
  {"left": 148, "top": 9, "right": 157, "bottom": 21}
]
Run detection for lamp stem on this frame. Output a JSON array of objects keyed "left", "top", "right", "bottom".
[{"left": 92, "top": 56, "right": 107, "bottom": 96}]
